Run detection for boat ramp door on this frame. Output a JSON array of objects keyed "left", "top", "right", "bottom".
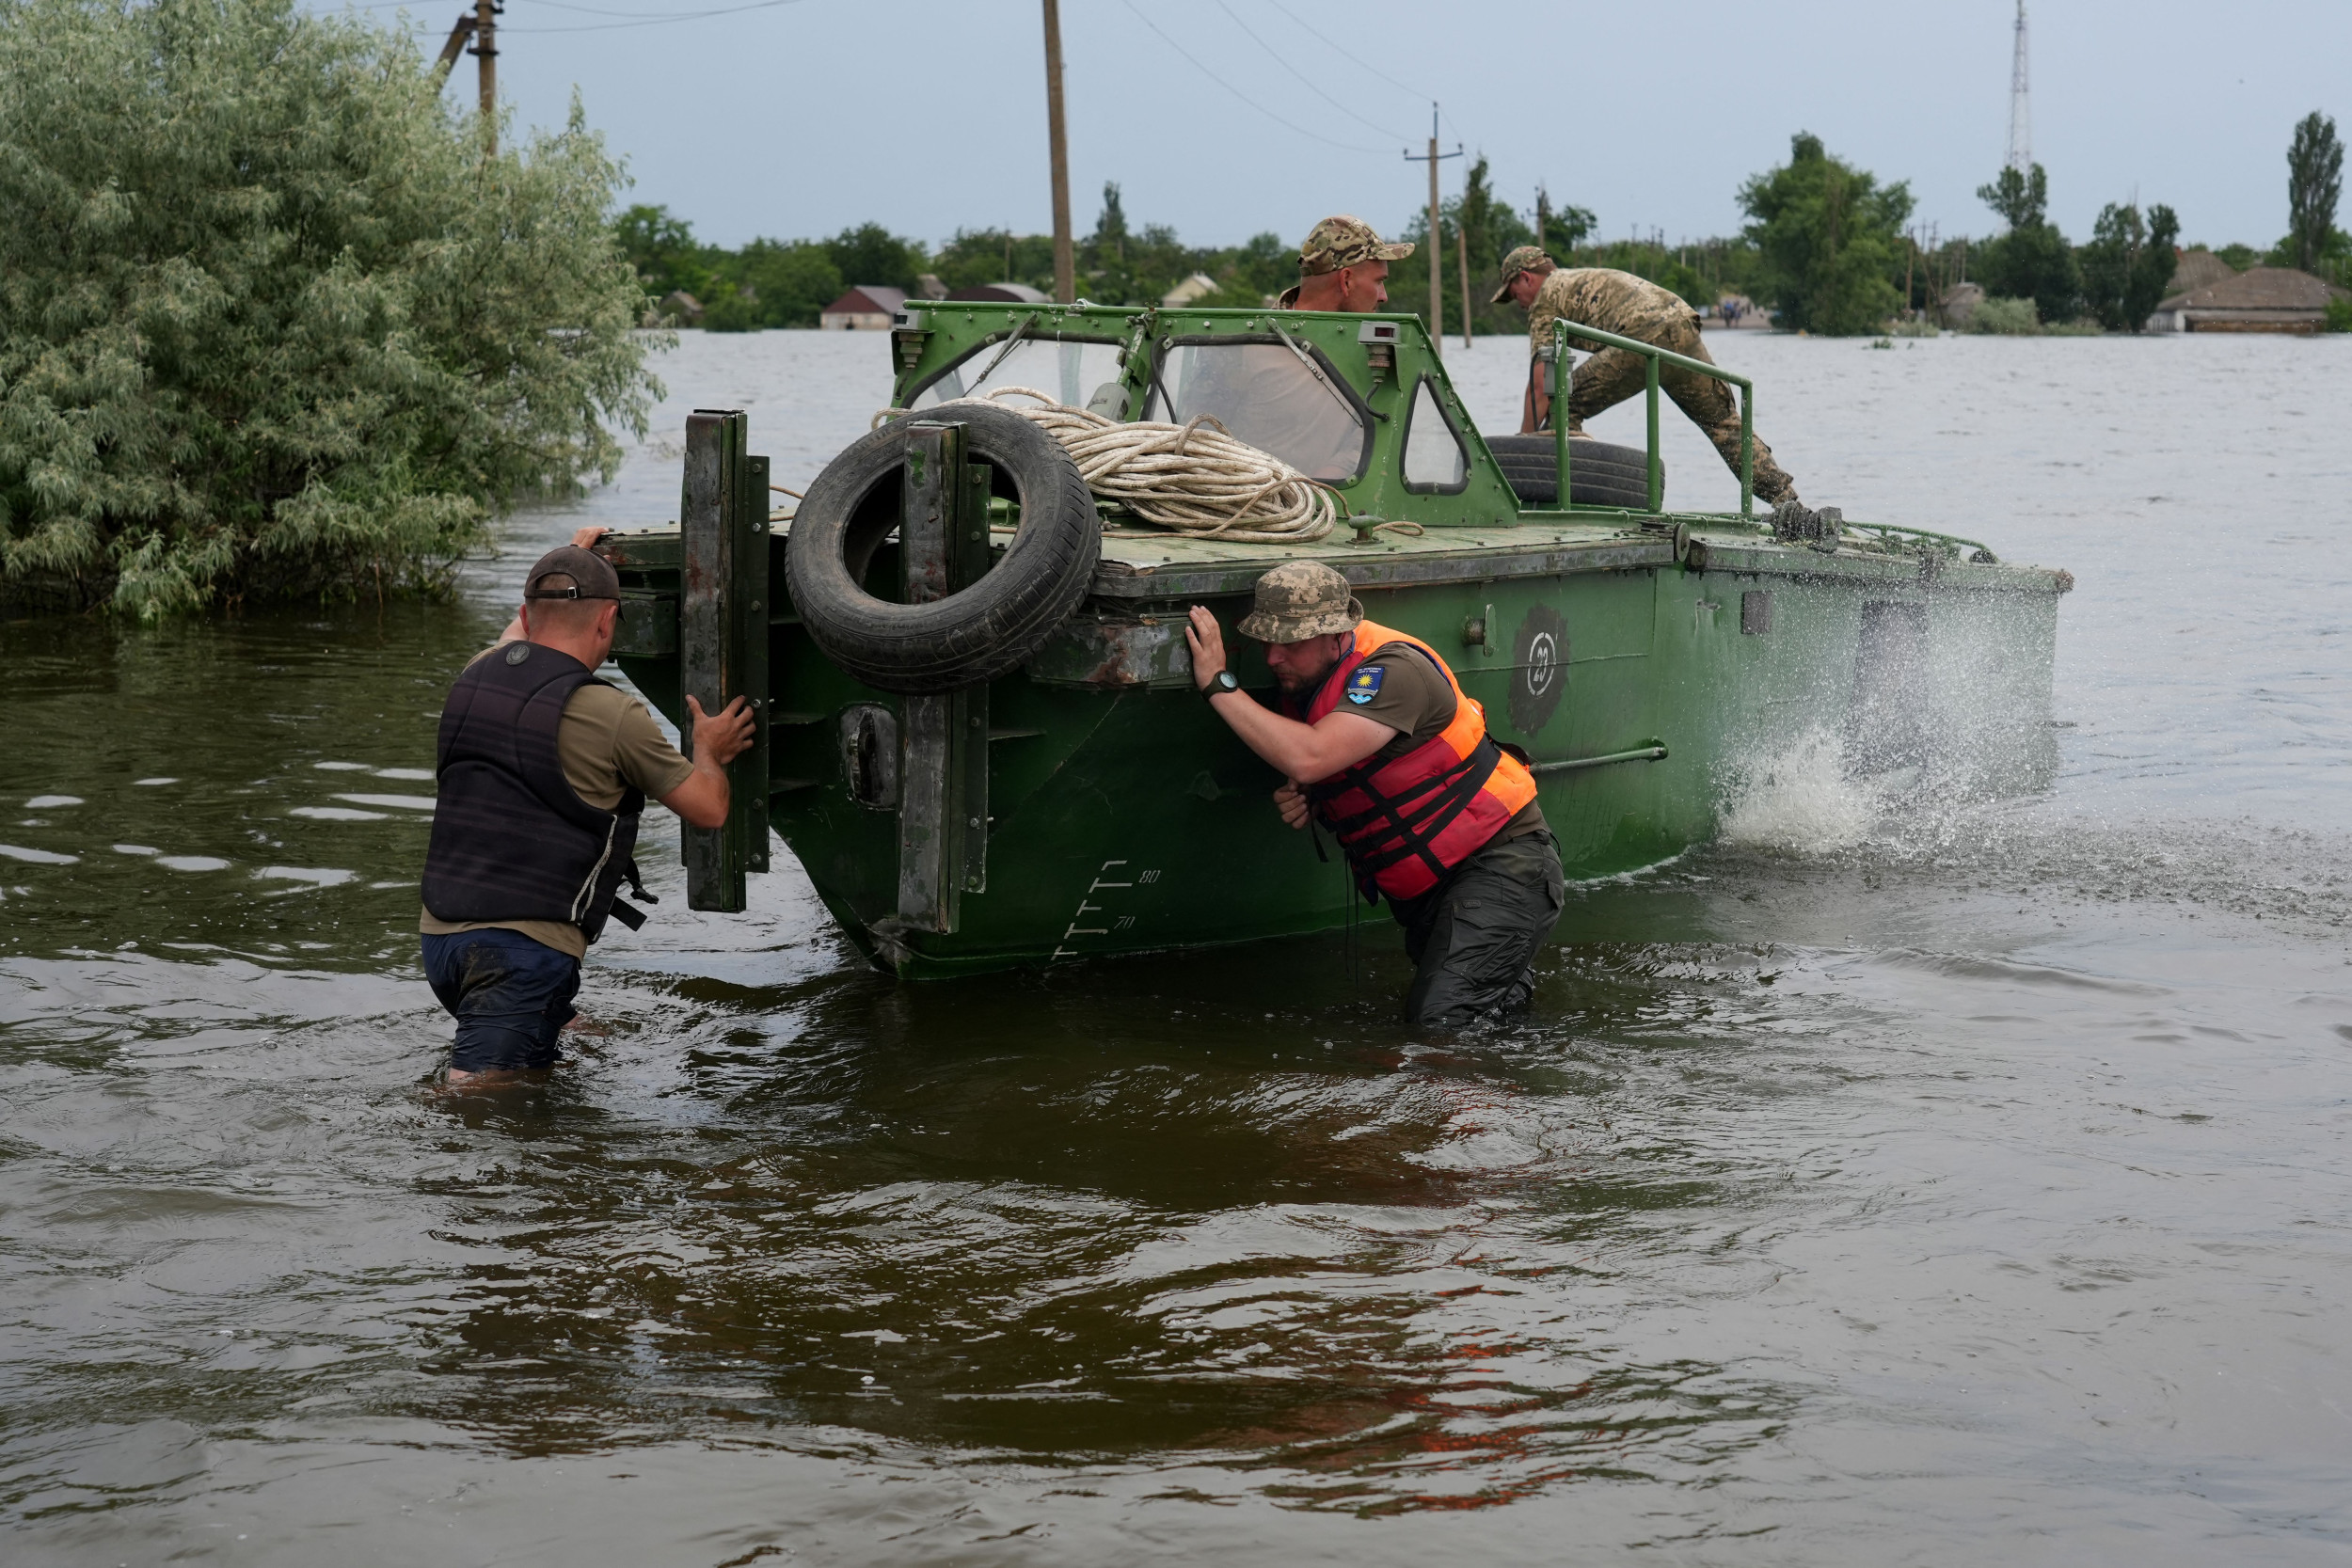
[{"left": 666, "top": 411, "right": 988, "bottom": 939}]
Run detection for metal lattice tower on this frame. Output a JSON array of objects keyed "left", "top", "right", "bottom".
[{"left": 2005, "top": 1, "right": 2032, "bottom": 172}]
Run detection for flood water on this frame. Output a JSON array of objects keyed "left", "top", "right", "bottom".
[{"left": 4, "top": 328, "right": 2349, "bottom": 1565}]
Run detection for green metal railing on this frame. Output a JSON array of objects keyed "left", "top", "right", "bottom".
[
  {"left": 1843, "top": 521, "right": 2000, "bottom": 563},
  {"left": 1550, "top": 321, "right": 1756, "bottom": 518}
]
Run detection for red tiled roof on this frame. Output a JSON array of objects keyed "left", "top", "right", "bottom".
[{"left": 823, "top": 286, "right": 909, "bottom": 316}]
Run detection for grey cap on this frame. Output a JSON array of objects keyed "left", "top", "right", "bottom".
[
  {"left": 523, "top": 544, "right": 620, "bottom": 601},
  {"left": 1235, "top": 561, "right": 1363, "bottom": 642}
]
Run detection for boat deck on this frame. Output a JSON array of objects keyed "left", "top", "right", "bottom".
[{"left": 1081, "top": 512, "right": 2069, "bottom": 601}]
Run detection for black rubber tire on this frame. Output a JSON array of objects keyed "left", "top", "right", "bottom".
[
  {"left": 1485, "top": 434, "right": 1663, "bottom": 511},
  {"left": 786, "top": 404, "right": 1100, "bottom": 695}
]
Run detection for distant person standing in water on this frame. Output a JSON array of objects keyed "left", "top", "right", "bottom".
[{"left": 418, "top": 531, "right": 752, "bottom": 1086}]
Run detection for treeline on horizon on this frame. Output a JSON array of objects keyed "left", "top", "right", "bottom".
[{"left": 624, "top": 114, "right": 2351, "bottom": 338}]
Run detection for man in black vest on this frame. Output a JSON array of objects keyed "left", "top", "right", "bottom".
[{"left": 420, "top": 539, "right": 752, "bottom": 1085}]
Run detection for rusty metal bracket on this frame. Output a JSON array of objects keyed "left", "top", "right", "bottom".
[{"left": 678, "top": 408, "right": 770, "bottom": 912}]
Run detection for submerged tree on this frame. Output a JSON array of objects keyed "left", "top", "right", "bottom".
[
  {"left": 1739, "top": 133, "right": 1913, "bottom": 335},
  {"left": 0, "top": 0, "right": 660, "bottom": 617},
  {"left": 822, "top": 223, "right": 923, "bottom": 293},
  {"left": 1973, "top": 163, "right": 2081, "bottom": 325},
  {"left": 2287, "top": 112, "right": 2344, "bottom": 275},
  {"left": 2078, "top": 201, "right": 2182, "bottom": 331},
  {"left": 1093, "top": 182, "right": 1129, "bottom": 262},
  {"left": 1535, "top": 188, "right": 1597, "bottom": 258}
]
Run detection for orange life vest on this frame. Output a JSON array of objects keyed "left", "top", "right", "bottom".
[{"left": 1292, "top": 621, "right": 1538, "bottom": 903}]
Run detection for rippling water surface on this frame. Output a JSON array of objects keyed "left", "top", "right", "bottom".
[{"left": 4, "top": 329, "right": 2348, "bottom": 1565}]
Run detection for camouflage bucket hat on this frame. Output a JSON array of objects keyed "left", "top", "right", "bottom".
[
  {"left": 1236, "top": 561, "right": 1364, "bottom": 643},
  {"left": 1298, "top": 214, "right": 1413, "bottom": 278},
  {"left": 1489, "top": 244, "right": 1552, "bottom": 304}
]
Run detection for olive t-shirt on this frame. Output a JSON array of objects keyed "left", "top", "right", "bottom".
[
  {"left": 420, "top": 650, "right": 696, "bottom": 960},
  {"left": 1339, "top": 643, "right": 1548, "bottom": 842}
]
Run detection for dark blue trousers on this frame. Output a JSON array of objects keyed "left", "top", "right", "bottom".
[{"left": 421, "top": 928, "right": 580, "bottom": 1072}]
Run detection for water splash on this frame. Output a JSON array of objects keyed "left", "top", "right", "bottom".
[{"left": 1717, "top": 727, "right": 1883, "bottom": 853}]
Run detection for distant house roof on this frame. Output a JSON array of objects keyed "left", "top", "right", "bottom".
[
  {"left": 945, "top": 282, "right": 1049, "bottom": 303},
  {"left": 823, "top": 285, "right": 908, "bottom": 318},
  {"left": 2156, "top": 266, "right": 2348, "bottom": 313},
  {"left": 1160, "top": 272, "right": 1218, "bottom": 308},
  {"left": 2163, "top": 248, "right": 2235, "bottom": 298}
]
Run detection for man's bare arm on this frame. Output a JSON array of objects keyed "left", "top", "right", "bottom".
[
  {"left": 657, "top": 695, "right": 755, "bottom": 829},
  {"left": 1184, "top": 607, "right": 1393, "bottom": 784}
]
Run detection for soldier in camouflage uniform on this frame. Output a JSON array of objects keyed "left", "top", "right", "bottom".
[
  {"left": 1277, "top": 215, "right": 1413, "bottom": 310},
  {"left": 1168, "top": 217, "right": 1414, "bottom": 480},
  {"left": 1184, "top": 562, "right": 1564, "bottom": 1027},
  {"left": 1491, "top": 245, "right": 1801, "bottom": 505}
]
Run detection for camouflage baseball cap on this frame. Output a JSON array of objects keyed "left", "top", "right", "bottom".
[
  {"left": 1489, "top": 244, "right": 1553, "bottom": 303},
  {"left": 1235, "top": 561, "right": 1364, "bottom": 643},
  {"left": 1300, "top": 215, "right": 1412, "bottom": 277}
]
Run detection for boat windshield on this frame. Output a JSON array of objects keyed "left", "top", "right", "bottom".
[
  {"left": 1147, "top": 340, "right": 1368, "bottom": 482},
  {"left": 914, "top": 338, "right": 1127, "bottom": 417}
]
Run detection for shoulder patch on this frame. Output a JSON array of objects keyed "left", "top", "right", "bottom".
[{"left": 1343, "top": 664, "right": 1386, "bottom": 705}]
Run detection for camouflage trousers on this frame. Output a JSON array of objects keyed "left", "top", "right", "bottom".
[{"left": 1562, "top": 315, "right": 1798, "bottom": 505}]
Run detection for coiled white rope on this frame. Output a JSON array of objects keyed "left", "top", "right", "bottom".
[{"left": 924, "top": 387, "right": 1340, "bottom": 545}]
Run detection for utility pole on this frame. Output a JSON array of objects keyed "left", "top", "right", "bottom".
[
  {"left": 469, "top": 0, "right": 500, "bottom": 153},
  {"left": 1403, "top": 105, "right": 1460, "bottom": 349},
  {"left": 1456, "top": 223, "right": 1472, "bottom": 348},
  {"left": 1041, "top": 0, "right": 1074, "bottom": 305},
  {"left": 432, "top": 13, "right": 476, "bottom": 86}
]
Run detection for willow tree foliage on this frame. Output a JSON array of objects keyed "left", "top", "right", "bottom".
[
  {"left": 0, "top": 0, "right": 660, "bottom": 615},
  {"left": 1739, "top": 133, "right": 1913, "bottom": 336}
]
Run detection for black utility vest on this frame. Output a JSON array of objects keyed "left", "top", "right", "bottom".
[{"left": 421, "top": 641, "right": 649, "bottom": 944}]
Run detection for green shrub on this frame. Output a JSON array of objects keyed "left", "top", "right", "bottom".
[
  {"left": 701, "top": 288, "right": 763, "bottom": 333},
  {"left": 2326, "top": 295, "right": 2352, "bottom": 333},
  {"left": 1967, "top": 296, "right": 2043, "bottom": 335},
  {"left": 0, "top": 0, "right": 661, "bottom": 616}
]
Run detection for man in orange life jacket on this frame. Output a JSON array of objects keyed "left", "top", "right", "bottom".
[
  {"left": 1184, "top": 562, "right": 1565, "bottom": 1026},
  {"left": 419, "top": 536, "right": 754, "bottom": 1086}
]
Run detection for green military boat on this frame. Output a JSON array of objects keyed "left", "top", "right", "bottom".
[{"left": 597, "top": 302, "right": 2068, "bottom": 977}]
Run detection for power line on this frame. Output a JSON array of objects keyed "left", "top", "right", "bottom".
[
  {"left": 1260, "top": 0, "right": 1431, "bottom": 104},
  {"left": 1120, "top": 1, "right": 1389, "bottom": 156},
  {"left": 524, "top": 0, "right": 766, "bottom": 15},
  {"left": 321, "top": 0, "right": 803, "bottom": 28},
  {"left": 1209, "top": 0, "right": 1406, "bottom": 145},
  {"left": 500, "top": 0, "right": 803, "bottom": 34}
]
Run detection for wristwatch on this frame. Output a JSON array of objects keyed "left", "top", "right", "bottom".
[{"left": 1203, "top": 669, "right": 1242, "bottom": 699}]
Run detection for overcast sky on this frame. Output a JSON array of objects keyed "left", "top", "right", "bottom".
[{"left": 356, "top": 0, "right": 2349, "bottom": 256}]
